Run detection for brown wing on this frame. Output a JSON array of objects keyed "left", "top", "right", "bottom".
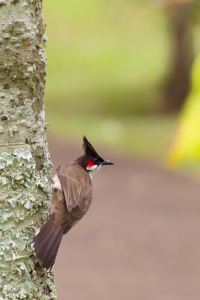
[
  {"left": 56, "top": 164, "right": 93, "bottom": 230},
  {"left": 54, "top": 189, "right": 68, "bottom": 226},
  {"left": 57, "top": 164, "right": 82, "bottom": 212}
]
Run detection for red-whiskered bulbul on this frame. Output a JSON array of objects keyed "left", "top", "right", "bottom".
[{"left": 32, "top": 136, "right": 114, "bottom": 270}]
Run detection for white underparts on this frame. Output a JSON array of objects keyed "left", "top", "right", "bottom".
[
  {"left": 51, "top": 174, "right": 62, "bottom": 207},
  {"left": 51, "top": 174, "right": 62, "bottom": 191}
]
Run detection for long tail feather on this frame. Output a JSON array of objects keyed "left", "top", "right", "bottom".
[{"left": 32, "top": 213, "right": 65, "bottom": 271}]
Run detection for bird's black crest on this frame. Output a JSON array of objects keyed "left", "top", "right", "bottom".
[{"left": 83, "top": 136, "right": 104, "bottom": 161}]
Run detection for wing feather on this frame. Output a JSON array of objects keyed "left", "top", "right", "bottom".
[
  {"left": 56, "top": 164, "right": 88, "bottom": 211},
  {"left": 54, "top": 190, "right": 68, "bottom": 226},
  {"left": 55, "top": 164, "right": 92, "bottom": 231}
]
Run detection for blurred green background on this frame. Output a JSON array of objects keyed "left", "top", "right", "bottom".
[{"left": 43, "top": 0, "right": 200, "bottom": 165}]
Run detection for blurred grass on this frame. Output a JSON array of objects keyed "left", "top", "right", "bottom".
[
  {"left": 46, "top": 113, "right": 177, "bottom": 161},
  {"left": 43, "top": 0, "right": 169, "bottom": 116},
  {"left": 43, "top": 0, "right": 176, "bottom": 160}
]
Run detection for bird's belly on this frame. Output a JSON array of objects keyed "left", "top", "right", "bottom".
[{"left": 51, "top": 174, "right": 62, "bottom": 191}]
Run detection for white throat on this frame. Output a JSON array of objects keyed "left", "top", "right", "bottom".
[{"left": 89, "top": 165, "right": 102, "bottom": 179}]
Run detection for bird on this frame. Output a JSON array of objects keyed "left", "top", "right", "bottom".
[{"left": 32, "top": 136, "right": 114, "bottom": 271}]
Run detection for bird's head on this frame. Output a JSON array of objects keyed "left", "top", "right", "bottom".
[{"left": 75, "top": 136, "right": 114, "bottom": 178}]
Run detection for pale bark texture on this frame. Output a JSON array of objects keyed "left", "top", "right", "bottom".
[{"left": 0, "top": 1, "right": 56, "bottom": 299}]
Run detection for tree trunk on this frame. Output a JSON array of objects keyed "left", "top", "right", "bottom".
[
  {"left": 0, "top": 1, "right": 56, "bottom": 299},
  {"left": 163, "top": 2, "right": 194, "bottom": 113}
]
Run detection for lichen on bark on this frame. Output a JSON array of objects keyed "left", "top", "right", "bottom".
[
  {"left": 0, "top": 0, "right": 56, "bottom": 299},
  {"left": 0, "top": 149, "right": 56, "bottom": 300}
]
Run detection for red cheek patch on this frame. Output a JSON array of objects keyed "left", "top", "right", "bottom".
[{"left": 86, "top": 159, "right": 95, "bottom": 168}]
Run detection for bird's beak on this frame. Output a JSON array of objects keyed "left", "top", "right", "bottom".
[{"left": 101, "top": 160, "right": 114, "bottom": 166}]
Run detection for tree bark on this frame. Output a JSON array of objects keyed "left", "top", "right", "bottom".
[
  {"left": 163, "top": 2, "right": 194, "bottom": 113},
  {"left": 0, "top": 1, "right": 56, "bottom": 299}
]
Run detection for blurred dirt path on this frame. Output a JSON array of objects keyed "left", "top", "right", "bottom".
[{"left": 48, "top": 137, "right": 200, "bottom": 300}]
